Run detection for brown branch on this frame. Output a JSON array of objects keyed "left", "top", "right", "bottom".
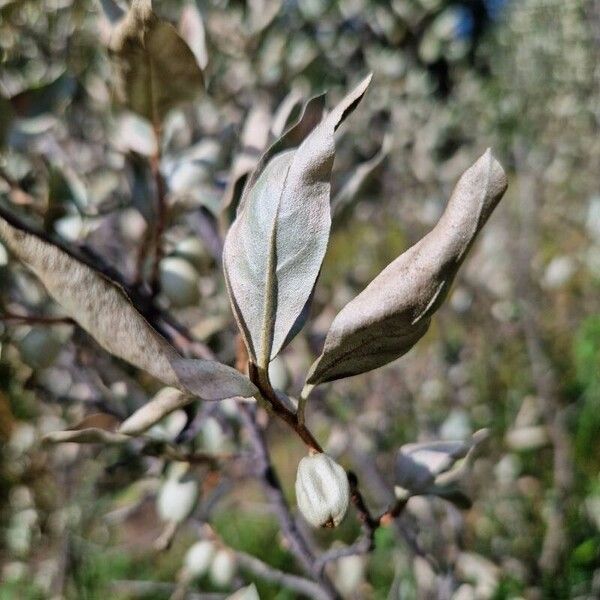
[
  {"left": 315, "top": 472, "right": 407, "bottom": 571},
  {"left": 238, "top": 402, "right": 341, "bottom": 600},
  {"left": 248, "top": 362, "right": 323, "bottom": 452},
  {"left": 0, "top": 311, "right": 75, "bottom": 325}
]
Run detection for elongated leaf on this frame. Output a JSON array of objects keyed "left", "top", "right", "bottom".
[
  {"left": 223, "top": 75, "right": 372, "bottom": 368},
  {"left": 110, "top": 0, "right": 204, "bottom": 123},
  {"left": 119, "top": 387, "right": 189, "bottom": 435},
  {"left": 306, "top": 150, "right": 508, "bottom": 385},
  {"left": 44, "top": 428, "right": 129, "bottom": 444},
  {"left": 43, "top": 413, "right": 127, "bottom": 445},
  {"left": 0, "top": 212, "right": 256, "bottom": 400}
]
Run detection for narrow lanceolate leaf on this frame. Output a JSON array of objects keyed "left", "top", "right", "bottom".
[
  {"left": 307, "top": 150, "right": 508, "bottom": 386},
  {"left": 0, "top": 213, "right": 256, "bottom": 400},
  {"left": 110, "top": 0, "right": 204, "bottom": 124},
  {"left": 119, "top": 387, "right": 189, "bottom": 435},
  {"left": 43, "top": 413, "right": 128, "bottom": 445},
  {"left": 223, "top": 75, "right": 372, "bottom": 368}
]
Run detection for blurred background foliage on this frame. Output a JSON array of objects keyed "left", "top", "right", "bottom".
[{"left": 0, "top": 0, "right": 600, "bottom": 598}]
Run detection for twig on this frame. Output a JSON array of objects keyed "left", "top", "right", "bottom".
[
  {"left": 235, "top": 549, "right": 329, "bottom": 598},
  {"left": 315, "top": 472, "right": 407, "bottom": 571},
  {"left": 0, "top": 311, "right": 75, "bottom": 325},
  {"left": 238, "top": 402, "right": 341, "bottom": 600},
  {"left": 248, "top": 362, "right": 323, "bottom": 452}
]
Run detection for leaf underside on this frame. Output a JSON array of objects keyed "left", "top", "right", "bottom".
[
  {"left": 0, "top": 213, "right": 255, "bottom": 401},
  {"left": 307, "top": 149, "right": 508, "bottom": 386},
  {"left": 223, "top": 75, "right": 372, "bottom": 368}
]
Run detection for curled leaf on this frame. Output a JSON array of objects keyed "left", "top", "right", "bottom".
[
  {"left": 395, "top": 429, "right": 488, "bottom": 501},
  {"left": 110, "top": 0, "right": 204, "bottom": 123},
  {"left": 223, "top": 75, "right": 372, "bottom": 368},
  {"left": 0, "top": 212, "right": 256, "bottom": 401},
  {"left": 307, "top": 150, "right": 508, "bottom": 385},
  {"left": 395, "top": 440, "right": 471, "bottom": 495},
  {"left": 119, "top": 387, "right": 189, "bottom": 435}
]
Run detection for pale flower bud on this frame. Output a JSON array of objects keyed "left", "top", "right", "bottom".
[
  {"left": 184, "top": 540, "right": 215, "bottom": 578},
  {"left": 226, "top": 583, "right": 259, "bottom": 600},
  {"left": 295, "top": 452, "right": 350, "bottom": 528},
  {"left": 209, "top": 548, "right": 237, "bottom": 587},
  {"left": 156, "top": 465, "right": 199, "bottom": 523}
]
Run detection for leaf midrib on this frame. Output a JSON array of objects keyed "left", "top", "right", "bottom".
[{"left": 258, "top": 157, "right": 293, "bottom": 368}]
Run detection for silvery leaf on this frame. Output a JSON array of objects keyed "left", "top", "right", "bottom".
[
  {"left": 109, "top": 0, "right": 204, "bottom": 124},
  {"left": 0, "top": 212, "right": 256, "bottom": 401},
  {"left": 119, "top": 387, "right": 189, "bottom": 435},
  {"left": 307, "top": 150, "right": 508, "bottom": 385},
  {"left": 395, "top": 429, "right": 488, "bottom": 499},
  {"left": 395, "top": 440, "right": 471, "bottom": 495},
  {"left": 226, "top": 584, "right": 260, "bottom": 600},
  {"left": 223, "top": 75, "right": 372, "bottom": 368}
]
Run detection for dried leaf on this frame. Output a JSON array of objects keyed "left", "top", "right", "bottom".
[
  {"left": 119, "top": 387, "right": 189, "bottom": 435},
  {"left": 0, "top": 212, "right": 256, "bottom": 401},
  {"left": 306, "top": 150, "right": 508, "bottom": 385},
  {"left": 110, "top": 0, "right": 204, "bottom": 124},
  {"left": 223, "top": 75, "right": 372, "bottom": 368}
]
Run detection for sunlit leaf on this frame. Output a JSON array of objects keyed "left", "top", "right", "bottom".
[
  {"left": 0, "top": 211, "right": 256, "bottom": 400},
  {"left": 223, "top": 75, "right": 371, "bottom": 368},
  {"left": 307, "top": 150, "right": 508, "bottom": 386},
  {"left": 119, "top": 387, "right": 189, "bottom": 435},
  {"left": 109, "top": 0, "right": 204, "bottom": 124}
]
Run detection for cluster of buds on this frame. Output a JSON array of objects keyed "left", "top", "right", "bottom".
[{"left": 183, "top": 539, "right": 237, "bottom": 587}]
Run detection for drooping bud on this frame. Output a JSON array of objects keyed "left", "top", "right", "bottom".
[
  {"left": 156, "top": 463, "right": 199, "bottom": 523},
  {"left": 209, "top": 548, "right": 237, "bottom": 587},
  {"left": 333, "top": 553, "right": 366, "bottom": 596},
  {"left": 184, "top": 540, "right": 215, "bottom": 578},
  {"left": 295, "top": 452, "right": 350, "bottom": 528}
]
